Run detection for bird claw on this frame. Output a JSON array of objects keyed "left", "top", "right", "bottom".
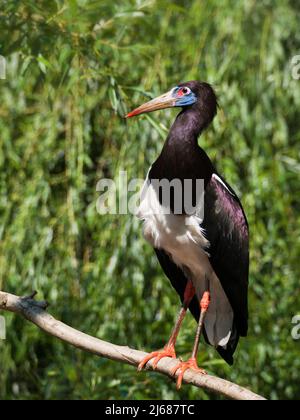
[
  {"left": 171, "top": 357, "right": 206, "bottom": 390},
  {"left": 138, "top": 345, "right": 176, "bottom": 371}
]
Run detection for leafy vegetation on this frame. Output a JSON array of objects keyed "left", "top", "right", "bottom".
[{"left": 0, "top": 0, "right": 299, "bottom": 400}]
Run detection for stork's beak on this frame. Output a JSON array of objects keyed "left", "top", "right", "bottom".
[{"left": 126, "top": 90, "right": 175, "bottom": 118}]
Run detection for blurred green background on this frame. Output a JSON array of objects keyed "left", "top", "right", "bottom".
[{"left": 0, "top": 0, "right": 299, "bottom": 400}]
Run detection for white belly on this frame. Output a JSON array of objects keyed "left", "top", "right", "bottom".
[{"left": 137, "top": 177, "right": 234, "bottom": 349}]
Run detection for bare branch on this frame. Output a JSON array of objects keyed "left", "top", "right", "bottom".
[{"left": 0, "top": 290, "right": 266, "bottom": 400}]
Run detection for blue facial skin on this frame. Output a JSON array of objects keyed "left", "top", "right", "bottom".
[{"left": 172, "top": 86, "right": 197, "bottom": 107}]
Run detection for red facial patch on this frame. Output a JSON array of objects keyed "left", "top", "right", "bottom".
[{"left": 177, "top": 88, "right": 185, "bottom": 97}]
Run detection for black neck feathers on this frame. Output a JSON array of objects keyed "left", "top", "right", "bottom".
[{"left": 149, "top": 108, "right": 215, "bottom": 185}]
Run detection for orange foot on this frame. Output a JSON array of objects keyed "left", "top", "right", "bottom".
[
  {"left": 138, "top": 344, "right": 176, "bottom": 371},
  {"left": 171, "top": 357, "right": 206, "bottom": 390}
]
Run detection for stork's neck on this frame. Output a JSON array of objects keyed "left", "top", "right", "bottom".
[
  {"left": 149, "top": 108, "right": 215, "bottom": 183},
  {"left": 169, "top": 107, "right": 208, "bottom": 142}
]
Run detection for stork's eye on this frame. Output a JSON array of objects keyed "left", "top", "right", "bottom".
[
  {"left": 175, "top": 86, "right": 191, "bottom": 97},
  {"left": 182, "top": 87, "right": 190, "bottom": 95}
]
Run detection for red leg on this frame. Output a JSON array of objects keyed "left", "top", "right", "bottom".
[
  {"left": 171, "top": 290, "right": 210, "bottom": 389},
  {"left": 138, "top": 280, "right": 195, "bottom": 371}
]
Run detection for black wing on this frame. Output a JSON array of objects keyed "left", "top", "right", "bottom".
[
  {"left": 154, "top": 174, "right": 249, "bottom": 365},
  {"left": 203, "top": 174, "right": 249, "bottom": 335}
]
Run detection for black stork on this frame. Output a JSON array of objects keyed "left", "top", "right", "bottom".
[{"left": 126, "top": 81, "right": 249, "bottom": 389}]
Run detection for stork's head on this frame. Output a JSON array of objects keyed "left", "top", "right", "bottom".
[{"left": 126, "top": 81, "right": 218, "bottom": 125}]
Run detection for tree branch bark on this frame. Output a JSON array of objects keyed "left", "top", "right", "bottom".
[{"left": 0, "top": 290, "right": 266, "bottom": 400}]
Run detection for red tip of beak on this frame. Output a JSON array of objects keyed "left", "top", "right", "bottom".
[{"left": 125, "top": 109, "right": 140, "bottom": 118}]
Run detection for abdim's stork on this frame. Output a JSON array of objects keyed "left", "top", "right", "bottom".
[{"left": 126, "top": 81, "right": 249, "bottom": 389}]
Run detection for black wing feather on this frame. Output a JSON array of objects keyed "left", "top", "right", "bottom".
[{"left": 203, "top": 174, "right": 249, "bottom": 336}]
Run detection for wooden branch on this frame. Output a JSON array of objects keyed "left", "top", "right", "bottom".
[{"left": 0, "top": 290, "right": 266, "bottom": 400}]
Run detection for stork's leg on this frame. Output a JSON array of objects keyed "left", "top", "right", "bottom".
[
  {"left": 171, "top": 290, "right": 210, "bottom": 389},
  {"left": 138, "top": 280, "right": 195, "bottom": 371}
]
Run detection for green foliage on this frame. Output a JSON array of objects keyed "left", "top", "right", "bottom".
[{"left": 0, "top": 0, "right": 299, "bottom": 400}]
